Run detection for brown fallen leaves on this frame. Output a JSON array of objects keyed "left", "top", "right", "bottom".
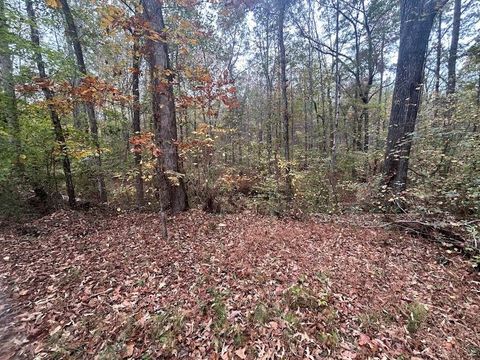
[{"left": 0, "top": 209, "right": 478, "bottom": 359}]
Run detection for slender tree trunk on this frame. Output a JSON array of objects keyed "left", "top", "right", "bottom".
[
  {"left": 383, "top": 0, "right": 443, "bottom": 194},
  {"left": 132, "top": 36, "right": 145, "bottom": 207},
  {"left": 59, "top": 0, "right": 107, "bottom": 202},
  {"left": 141, "top": 0, "right": 188, "bottom": 213},
  {"left": 0, "top": 0, "right": 21, "bottom": 169},
  {"left": 277, "top": 0, "right": 292, "bottom": 200},
  {"left": 331, "top": 0, "right": 340, "bottom": 169},
  {"left": 307, "top": 51, "right": 314, "bottom": 155},
  {"left": 362, "top": 5, "right": 374, "bottom": 153},
  {"left": 26, "top": 0, "right": 76, "bottom": 208},
  {"left": 376, "top": 34, "right": 385, "bottom": 149},
  {"left": 446, "top": 0, "right": 461, "bottom": 95},
  {"left": 435, "top": 11, "right": 442, "bottom": 95}
]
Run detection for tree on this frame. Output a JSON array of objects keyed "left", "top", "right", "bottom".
[
  {"left": 131, "top": 35, "right": 145, "bottom": 208},
  {"left": 59, "top": 0, "right": 107, "bottom": 203},
  {"left": 141, "top": 0, "right": 188, "bottom": 213},
  {"left": 25, "top": 0, "right": 76, "bottom": 208},
  {"left": 0, "top": 0, "right": 20, "bottom": 169},
  {"left": 383, "top": 0, "right": 446, "bottom": 195},
  {"left": 446, "top": 0, "right": 461, "bottom": 95},
  {"left": 277, "top": 0, "right": 293, "bottom": 199}
]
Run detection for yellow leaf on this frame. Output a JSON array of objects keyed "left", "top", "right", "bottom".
[{"left": 45, "top": 0, "right": 61, "bottom": 9}]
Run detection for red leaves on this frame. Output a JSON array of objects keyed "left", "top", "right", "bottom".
[{"left": 178, "top": 66, "right": 240, "bottom": 113}]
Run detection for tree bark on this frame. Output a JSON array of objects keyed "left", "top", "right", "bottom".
[
  {"left": 331, "top": 0, "right": 340, "bottom": 169},
  {"left": 277, "top": 0, "right": 292, "bottom": 200},
  {"left": 26, "top": 0, "right": 76, "bottom": 208},
  {"left": 59, "top": 0, "right": 107, "bottom": 203},
  {"left": 132, "top": 36, "right": 145, "bottom": 207},
  {"left": 446, "top": 0, "right": 461, "bottom": 95},
  {"left": 383, "top": 0, "right": 444, "bottom": 194},
  {"left": 434, "top": 11, "right": 442, "bottom": 95},
  {"left": 376, "top": 34, "right": 385, "bottom": 149},
  {"left": 0, "top": 0, "right": 21, "bottom": 169},
  {"left": 141, "top": 0, "right": 188, "bottom": 213}
]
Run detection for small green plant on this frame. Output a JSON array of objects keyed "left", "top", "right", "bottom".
[
  {"left": 97, "top": 343, "right": 123, "bottom": 360},
  {"left": 317, "top": 329, "right": 340, "bottom": 348},
  {"left": 60, "top": 266, "right": 82, "bottom": 286},
  {"left": 281, "top": 311, "right": 299, "bottom": 328},
  {"left": 315, "top": 271, "right": 331, "bottom": 286},
  {"left": 208, "top": 290, "right": 227, "bottom": 331},
  {"left": 149, "top": 309, "right": 185, "bottom": 349},
  {"left": 252, "top": 303, "right": 271, "bottom": 325},
  {"left": 405, "top": 302, "right": 428, "bottom": 334},
  {"left": 285, "top": 284, "right": 328, "bottom": 311},
  {"left": 225, "top": 325, "right": 247, "bottom": 347},
  {"left": 358, "top": 309, "right": 394, "bottom": 333}
]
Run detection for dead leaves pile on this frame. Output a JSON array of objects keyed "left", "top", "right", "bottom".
[{"left": 0, "top": 210, "right": 478, "bottom": 359}]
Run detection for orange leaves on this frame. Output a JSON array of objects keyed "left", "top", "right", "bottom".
[
  {"left": 129, "top": 132, "right": 162, "bottom": 158},
  {"left": 99, "top": 5, "right": 127, "bottom": 33},
  {"left": 16, "top": 77, "right": 54, "bottom": 94},
  {"left": 73, "top": 75, "right": 130, "bottom": 105},
  {"left": 17, "top": 75, "right": 131, "bottom": 113},
  {"left": 166, "top": 15, "right": 207, "bottom": 53},
  {"left": 45, "top": 0, "right": 61, "bottom": 9}
]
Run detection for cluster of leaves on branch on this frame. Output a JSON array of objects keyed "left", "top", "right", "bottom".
[{"left": 17, "top": 76, "right": 130, "bottom": 112}]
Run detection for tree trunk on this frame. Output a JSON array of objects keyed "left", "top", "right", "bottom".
[
  {"left": 26, "top": 0, "right": 76, "bottom": 208},
  {"left": 446, "top": 0, "right": 461, "bottom": 95},
  {"left": 376, "top": 34, "right": 385, "bottom": 149},
  {"left": 277, "top": 0, "right": 292, "bottom": 200},
  {"left": 132, "top": 36, "right": 145, "bottom": 208},
  {"left": 434, "top": 11, "right": 442, "bottom": 95},
  {"left": 59, "top": 0, "right": 107, "bottom": 203},
  {"left": 331, "top": 0, "right": 340, "bottom": 169},
  {"left": 0, "top": 0, "right": 21, "bottom": 169},
  {"left": 383, "top": 0, "right": 443, "bottom": 194},
  {"left": 141, "top": 0, "right": 188, "bottom": 213}
]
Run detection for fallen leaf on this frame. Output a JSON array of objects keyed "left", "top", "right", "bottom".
[
  {"left": 123, "top": 342, "right": 134, "bottom": 358},
  {"left": 235, "top": 347, "right": 247, "bottom": 359},
  {"left": 358, "top": 333, "right": 370, "bottom": 346}
]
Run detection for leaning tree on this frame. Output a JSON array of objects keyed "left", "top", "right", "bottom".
[{"left": 383, "top": 0, "right": 448, "bottom": 195}]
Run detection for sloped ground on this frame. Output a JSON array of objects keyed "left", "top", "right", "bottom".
[{"left": 0, "top": 210, "right": 478, "bottom": 359}]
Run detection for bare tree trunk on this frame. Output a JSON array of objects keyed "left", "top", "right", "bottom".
[
  {"left": 277, "top": 0, "right": 292, "bottom": 200},
  {"left": 331, "top": 0, "right": 340, "bottom": 169},
  {"left": 362, "top": 0, "right": 374, "bottom": 152},
  {"left": 376, "top": 34, "right": 385, "bottom": 149},
  {"left": 26, "top": 0, "right": 76, "bottom": 208},
  {"left": 0, "top": 0, "right": 21, "bottom": 170},
  {"left": 141, "top": 0, "right": 188, "bottom": 213},
  {"left": 434, "top": 11, "right": 442, "bottom": 95},
  {"left": 59, "top": 0, "right": 107, "bottom": 203},
  {"left": 446, "top": 0, "right": 461, "bottom": 95},
  {"left": 383, "top": 0, "right": 444, "bottom": 194},
  {"left": 132, "top": 36, "right": 145, "bottom": 207}
]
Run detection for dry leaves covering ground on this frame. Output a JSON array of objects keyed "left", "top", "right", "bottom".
[{"left": 0, "top": 210, "right": 478, "bottom": 359}]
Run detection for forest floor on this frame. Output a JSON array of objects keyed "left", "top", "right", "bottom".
[{"left": 0, "top": 210, "right": 479, "bottom": 360}]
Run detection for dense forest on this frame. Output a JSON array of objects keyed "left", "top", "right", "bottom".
[
  {"left": 0, "top": 0, "right": 479, "bottom": 358},
  {"left": 0, "top": 0, "right": 478, "bottom": 217}
]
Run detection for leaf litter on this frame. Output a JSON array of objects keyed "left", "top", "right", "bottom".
[{"left": 0, "top": 209, "right": 478, "bottom": 359}]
